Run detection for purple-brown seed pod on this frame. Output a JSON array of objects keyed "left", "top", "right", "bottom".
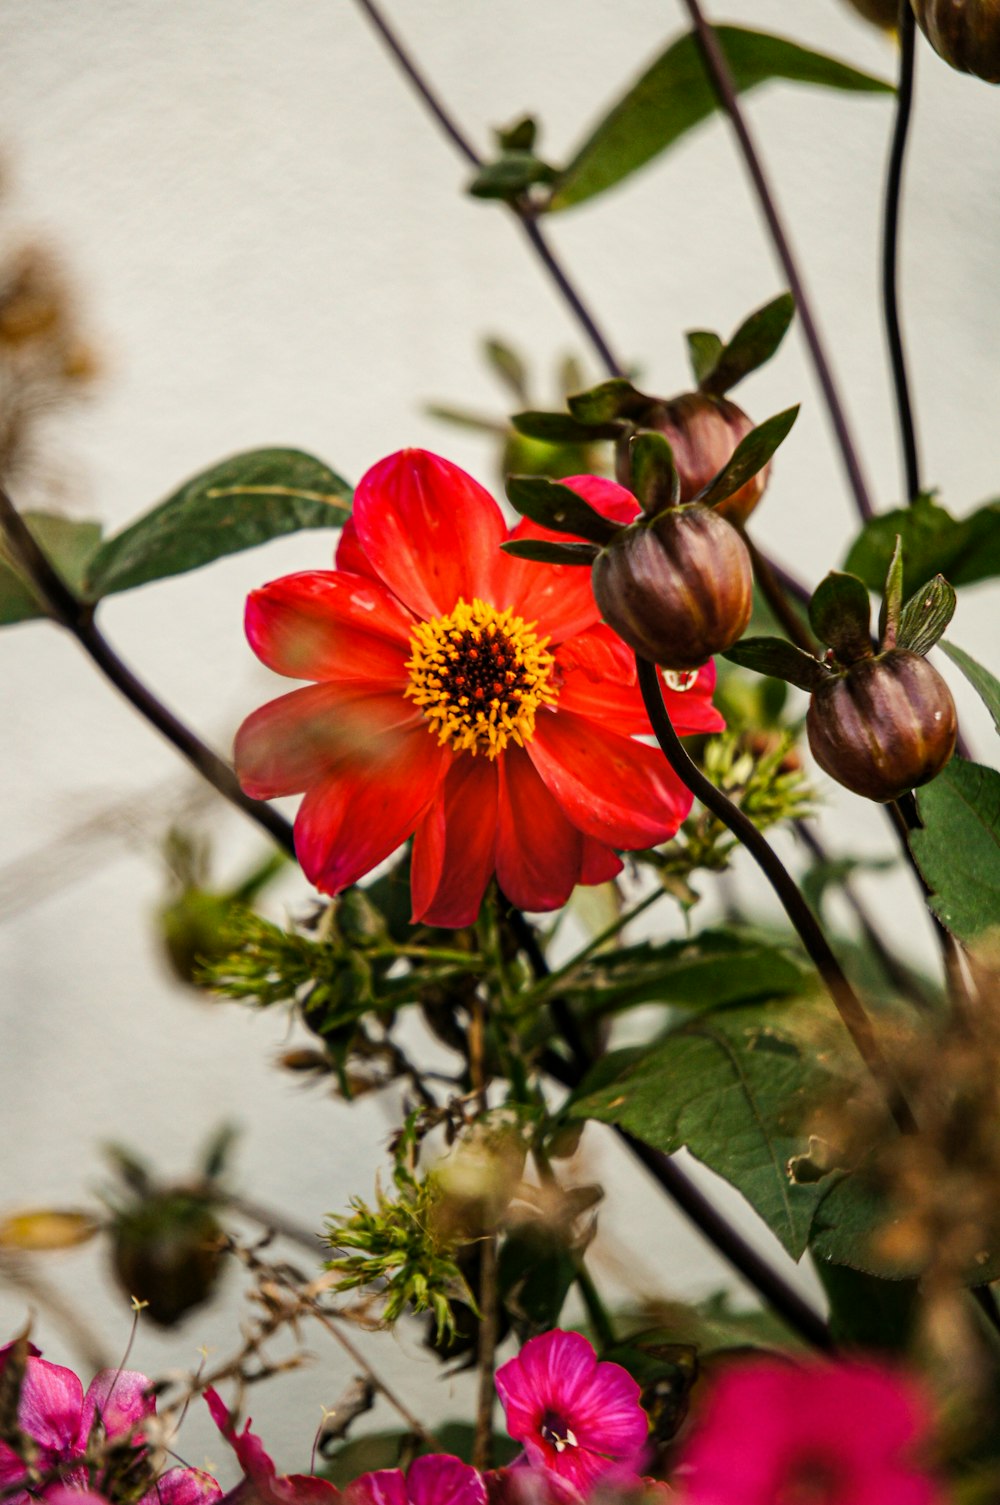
[
  {"left": 650, "top": 392, "right": 767, "bottom": 525},
  {"left": 806, "top": 649, "right": 958, "bottom": 802},
  {"left": 912, "top": 0, "right": 1000, "bottom": 82},
  {"left": 592, "top": 504, "right": 754, "bottom": 671}
]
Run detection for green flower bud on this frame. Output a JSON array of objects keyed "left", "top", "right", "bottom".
[
  {"left": 806, "top": 649, "right": 957, "bottom": 802},
  {"left": 592, "top": 504, "right": 753, "bottom": 671}
]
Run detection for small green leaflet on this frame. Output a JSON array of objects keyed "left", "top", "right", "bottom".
[
  {"left": 940, "top": 641, "right": 1000, "bottom": 737},
  {"left": 911, "top": 758, "right": 1000, "bottom": 944},
  {"left": 0, "top": 513, "right": 103, "bottom": 627}
]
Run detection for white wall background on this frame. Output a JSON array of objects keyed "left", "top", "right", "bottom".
[{"left": 1, "top": 0, "right": 999, "bottom": 1477}]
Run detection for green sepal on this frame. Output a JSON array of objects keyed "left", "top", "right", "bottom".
[
  {"left": 723, "top": 635, "right": 830, "bottom": 693},
  {"left": 629, "top": 431, "right": 680, "bottom": 515},
  {"left": 701, "top": 293, "right": 796, "bottom": 396},
  {"left": 483, "top": 338, "right": 529, "bottom": 401},
  {"left": 505, "top": 476, "right": 619, "bottom": 545},
  {"left": 567, "top": 378, "right": 650, "bottom": 426},
  {"left": 495, "top": 116, "right": 538, "bottom": 153},
  {"left": 896, "top": 573, "right": 957, "bottom": 656},
  {"left": 808, "top": 571, "right": 872, "bottom": 660},
  {"left": 499, "top": 538, "right": 599, "bottom": 566},
  {"left": 940, "top": 641, "right": 1000, "bottom": 738},
  {"left": 686, "top": 330, "right": 723, "bottom": 387},
  {"left": 878, "top": 534, "right": 904, "bottom": 648},
  {"left": 695, "top": 405, "right": 799, "bottom": 510},
  {"left": 512, "top": 409, "right": 621, "bottom": 444},
  {"left": 467, "top": 152, "right": 557, "bottom": 201}
]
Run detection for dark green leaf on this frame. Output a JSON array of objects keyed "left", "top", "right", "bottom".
[
  {"left": 911, "top": 758, "right": 1000, "bottom": 943},
  {"left": 629, "top": 430, "right": 679, "bottom": 515},
  {"left": 569, "top": 1003, "right": 839, "bottom": 1257},
  {"left": 878, "top": 535, "right": 904, "bottom": 647},
  {"left": 497, "top": 1224, "right": 577, "bottom": 1339},
  {"left": 844, "top": 493, "right": 1000, "bottom": 595},
  {"left": 495, "top": 116, "right": 537, "bottom": 153},
  {"left": 550, "top": 27, "right": 892, "bottom": 213},
  {"left": 808, "top": 570, "right": 871, "bottom": 657},
  {"left": 702, "top": 293, "right": 796, "bottom": 396},
  {"left": 686, "top": 329, "right": 723, "bottom": 388},
  {"left": 696, "top": 406, "right": 799, "bottom": 509},
  {"left": 723, "top": 635, "right": 829, "bottom": 692},
  {"left": 468, "top": 152, "right": 556, "bottom": 201},
  {"left": 896, "top": 574, "right": 956, "bottom": 656},
  {"left": 512, "top": 409, "right": 620, "bottom": 444},
  {"left": 0, "top": 513, "right": 103, "bottom": 626},
  {"left": 940, "top": 641, "right": 1000, "bottom": 737},
  {"left": 815, "top": 1261, "right": 919, "bottom": 1353},
  {"left": 85, "top": 449, "right": 352, "bottom": 599},
  {"left": 499, "top": 538, "right": 598, "bottom": 566},
  {"left": 566, "top": 378, "right": 648, "bottom": 425},
  {"left": 505, "top": 476, "right": 618, "bottom": 545},
  {"left": 483, "top": 338, "right": 529, "bottom": 402}
]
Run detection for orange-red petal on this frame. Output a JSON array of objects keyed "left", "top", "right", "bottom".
[
  {"left": 354, "top": 450, "right": 506, "bottom": 620},
  {"left": 334, "top": 516, "right": 381, "bottom": 580},
  {"left": 496, "top": 745, "right": 583, "bottom": 914},
  {"left": 558, "top": 656, "right": 724, "bottom": 737},
  {"left": 411, "top": 756, "right": 498, "bottom": 928},
  {"left": 580, "top": 839, "right": 624, "bottom": 885},
  {"left": 528, "top": 708, "right": 691, "bottom": 849},
  {"left": 245, "top": 571, "right": 413, "bottom": 683},
  {"left": 490, "top": 518, "right": 603, "bottom": 645}
]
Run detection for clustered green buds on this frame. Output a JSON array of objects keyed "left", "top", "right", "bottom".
[
  {"left": 912, "top": 0, "right": 1000, "bottom": 82},
  {"left": 726, "top": 541, "right": 958, "bottom": 803}
]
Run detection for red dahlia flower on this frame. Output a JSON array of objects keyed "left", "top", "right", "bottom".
[
  {"left": 235, "top": 450, "right": 722, "bottom": 928},
  {"left": 494, "top": 1329, "right": 648, "bottom": 1499}
]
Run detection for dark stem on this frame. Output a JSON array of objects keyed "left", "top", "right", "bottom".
[
  {"left": 516, "top": 213, "right": 627, "bottom": 377},
  {"left": 0, "top": 486, "right": 296, "bottom": 859},
  {"left": 883, "top": 2, "right": 922, "bottom": 502},
  {"left": 680, "top": 0, "right": 875, "bottom": 524},
  {"left": 469, "top": 996, "right": 498, "bottom": 1471},
  {"left": 636, "top": 654, "right": 916, "bottom": 1135}
]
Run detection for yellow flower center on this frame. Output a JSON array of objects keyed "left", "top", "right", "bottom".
[{"left": 405, "top": 597, "right": 557, "bottom": 759}]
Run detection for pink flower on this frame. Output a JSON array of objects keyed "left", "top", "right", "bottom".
[
  {"left": 205, "top": 1387, "right": 337, "bottom": 1505},
  {"left": 494, "top": 1331, "right": 648, "bottom": 1499},
  {"left": 677, "top": 1358, "right": 945, "bottom": 1505},
  {"left": 235, "top": 450, "right": 723, "bottom": 928},
  {"left": 0, "top": 1348, "right": 155, "bottom": 1505},
  {"left": 344, "top": 1454, "right": 486, "bottom": 1505}
]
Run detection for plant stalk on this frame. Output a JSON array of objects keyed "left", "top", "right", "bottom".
[{"left": 883, "top": 1, "right": 922, "bottom": 502}]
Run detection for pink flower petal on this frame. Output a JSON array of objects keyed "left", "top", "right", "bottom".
[
  {"left": 16, "top": 1357, "right": 83, "bottom": 1453},
  {"left": 79, "top": 1369, "right": 154, "bottom": 1446},
  {"left": 205, "top": 1389, "right": 276, "bottom": 1486},
  {"left": 406, "top": 1456, "right": 487, "bottom": 1505},
  {"left": 143, "top": 1468, "right": 224, "bottom": 1505},
  {"left": 295, "top": 729, "right": 450, "bottom": 895},
  {"left": 245, "top": 572, "right": 413, "bottom": 684},
  {"left": 496, "top": 746, "right": 582, "bottom": 914},
  {"left": 344, "top": 1471, "right": 408, "bottom": 1505},
  {"left": 235, "top": 685, "right": 424, "bottom": 800},
  {"left": 528, "top": 711, "right": 691, "bottom": 849},
  {"left": 558, "top": 476, "right": 640, "bottom": 528},
  {"left": 354, "top": 451, "right": 506, "bottom": 620},
  {"left": 411, "top": 757, "right": 498, "bottom": 928}
]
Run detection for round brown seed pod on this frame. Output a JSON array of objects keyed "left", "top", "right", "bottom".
[
  {"left": 840, "top": 0, "right": 900, "bottom": 28},
  {"left": 650, "top": 392, "right": 766, "bottom": 525},
  {"left": 912, "top": 0, "right": 1000, "bottom": 82},
  {"left": 592, "top": 504, "right": 754, "bottom": 671},
  {"left": 806, "top": 649, "right": 958, "bottom": 802}
]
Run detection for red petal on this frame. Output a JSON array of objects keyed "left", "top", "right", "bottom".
[
  {"left": 245, "top": 572, "right": 413, "bottom": 683},
  {"left": 558, "top": 657, "right": 723, "bottom": 736},
  {"left": 659, "top": 659, "right": 726, "bottom": 734},
  {"left": 411, "top": 756, "right": 498, "bottom": 928},
  {"left": 556, "top": 624, "right": 635, "bottom": 684},
  {"left": 490, "top": 519, "right": 602, "bottom": 645},
  {"left": 496, "top": 746, "right": 582, "bottom": 914},
  {"left": 295, "top": 729, "right": 450, "bottom": 894},
  {"left": 335, "top": 516, "right": 381, "bottom": 580},
  {"left": 354, "top": 450, "right": 506, "bottom": 620},
  {"left": 235, "top": 685, "right": 423, "bottom": 799},
  {"left": 528, "top": 710, "right": 691, "bottom": 848},
  {"left": 559, "top": 474, "right": 640, "bottom": 527},
  {"left": 580, "top": 839, "right": 623, "bottom": 885}
]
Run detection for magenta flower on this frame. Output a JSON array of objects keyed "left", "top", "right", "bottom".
[
  {"left": 344, "top": 1455, "right": 486, "bottom": 1505},
  {"left": 494, "top": 1331, "right": 648, "bottom": 1499},
  {"left": 205, "top": 1387, "right": 338, "bottom": 1505},
  {"left": 677, "top": 1358, "right": 945, "bottom": 1505}
]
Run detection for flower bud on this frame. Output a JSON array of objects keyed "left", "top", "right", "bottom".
[
  {"left": 840, "top": 0, "right": 900, "bottom": 27},
  {"left": 112, "top": 1191, "right": 223, "bottom": 1326},
  {"left": 592, "top": 504, "right": 753, "bottom": 670},
  {"left": 912, "top": 0, "right": 1000, "bottom": 81},
  {"left": 650, "top": 393, "right": 766, "bottom": 525},
  {"left": 806, "top": 649, "right": 957, "bottom": 802}
]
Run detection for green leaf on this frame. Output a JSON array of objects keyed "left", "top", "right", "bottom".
[
  {"left": 512, "top": 409, "right": 620, "bottom": 444},
  {"left": 940, "top": 641, "right": 1000, "bottom": 738},
  {"left": 499, "top": 538, "right": 598, "bottom": 566},
  {"left": 568, "top": 1001, "right": 838, "bottom": 1257},
  {"left": 723, "top": 635, "right": 829, "bottom": 693},
  {"left": 324, "top": 1426, "right": 518, "bottom": 1483},
  {"left": 696, "top": 405, "right": 799, "bottom": 509},
  {"left": 702, "top": 293, "right": 796, "bottom": 396},
  {"left": 495, "top": 116, "right": 537, "bottom": 153},
  {"left": 84, "top": 449, "right": 352, "bottom": 599},
  {"left": 629, "top": 430, "right": 680, "bottom": 515},
  {"left": 808, "top": 570, "right": 871, "bottom": 657},
  {"left": 484, "top": 338, "right": 529, "bottom": 402},
  {"left": 566, "top": 378, "right": 649, "bottom": 425},
  {"left": 896, "top": 574, "right": 956, "bottom": 656},
  {"left": 550, "top": 27, "right": 892, "bottom": 213},
  {"left": 0, "top": 513, "right": 103, "bottom": 626},
  {"left": 468, "top": 152, "right": 557, "bottom": 201},
  {"left": 878, "top": 535, "right": 904, "bottom": 647},
  {"left": 815, "top": 1260, "right": 919, "bottom": 1353},
  {"left": 911, "top": 758, "right": 1000, "bottom": 943},
  {"left": 686, "top": 329, "right": 723, "bottom": 387},
  {"left": 505, "top": 476, "right": 618, "bottom": 545},
  {"left": 497, "top": 1224, "right": 577, "bottom": 1339},
  {"left": 844, "top": 493, "right": 1000, "bottom": 595}
]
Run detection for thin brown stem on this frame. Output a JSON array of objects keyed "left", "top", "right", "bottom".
[
  {"left": 308, "top": 1300, "right": 442, "bottom": 1449},
  {"left": 468, "top": 995, "right": 499, "bottom": 1468},
  {"left": 680, "top": 0, "right": 876, "bottom": 524}
]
